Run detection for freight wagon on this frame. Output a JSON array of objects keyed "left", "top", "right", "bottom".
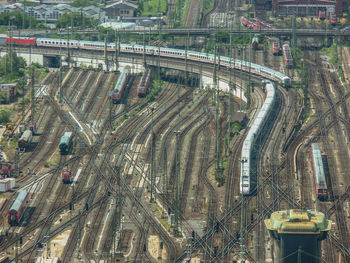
[
  {"left": 8, "top": 190, "right": 28, "bottom": 226},
  {"left": 0, "top": 178, "right": 15, "bottom": 192}
]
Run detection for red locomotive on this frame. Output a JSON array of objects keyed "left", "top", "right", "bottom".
[
  {"left": 6, "top": 37, "right": 36, "bottom": 46},
  {"left": 1, "top": 163, "right": 12, "bottom": 177},
  {"left": 272, "top": 40, "right": 281, "bottom": 56},
  {"left": 137, "top": 69, "right": 152, "bottom": 97},
  {"left": 282, "top": 44, "right": 293, "bottom": 68},
  {"left": 311, "top": 143, "right": 328, "bottom": 200},
  {"left": 62, "top": 169, "right": 72, "bottom": 184},
  {"left": 110, "top": 67, "right": 130, "bottom": 103},
  {"left": 8, "top": 190, "right": 28, "bottom": 226}
]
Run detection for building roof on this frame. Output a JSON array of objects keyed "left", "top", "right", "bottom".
[
  {"left": 105, "top": 0, "right": 138, "bottom": 9},
  {"left": 265, "top": 209, "right": 332, "bottom": 234}
]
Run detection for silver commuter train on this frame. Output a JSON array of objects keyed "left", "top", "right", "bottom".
[
  {"left": 35, "top": 38, "right": 291, "bottom": 86},
  {"left": 240, "top": 81, "right": 276, "bottom": 195}
]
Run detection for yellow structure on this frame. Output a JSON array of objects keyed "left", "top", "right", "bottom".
[{"left": 265, "top": 209, "right": 332, "bottom": 263}]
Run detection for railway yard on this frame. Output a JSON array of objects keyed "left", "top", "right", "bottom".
[{"left": 0, "top": 1, "right": 350, "bottom": 263}]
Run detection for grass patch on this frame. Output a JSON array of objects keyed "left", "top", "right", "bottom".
[
  {"left": 202, "top": 0, "right": 214, "bottom": 15},
  {"left": 321, "top": 44, "right": 345, "bottom": 81},
  {"left": 138, "top": 0, "right": 167, "bottom": 16}
]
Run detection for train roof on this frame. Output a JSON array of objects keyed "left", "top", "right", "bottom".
[
  {"left": 19, "top": 130, "right": 32, "bottom": 141},
  {"left": 113, "top": 67, "right": 130, "bottom": 93},
  {"left": 311, "top": 143, "right": 327, "bottom": 187},
  {"left": 32, "top": 37, "right": 289, "bottom": 84},
  {"left": 60, "top": 132, "right": 73, "bottom": 145},
  {"left": 139, "top": 68, "right": 151, "bottom": 87},
  {"left": 241, "top": 81, "right": 275, "bottom": 184},
  {"left": 9, "top": 190, "right": 28, "bottom": 212}
]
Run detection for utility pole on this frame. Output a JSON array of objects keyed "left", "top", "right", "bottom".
[
  {"left": 228, "top": 33, "right": 233, "bottom": 140},
  {"left": 114, "top": 30, "right": 119, "bottom": 70},
  {"left": 14, "top": 147, "right": 20, "bottom": 178},
  {"left": 104, "top": 34, "right": 107, "bottom": 71},
  {"left": 292, "top": 14, "right": 297, "bottom": 49},
  {"left": 214, "top": 40, "right": 222, "bottom": 176},
  {"left": 239, "top": 46, "right": 244, "bottom": 112},
  {"left": 77, "top": 210, "right": 82, "bottom": 259},
  {"left": 109, "top": 97, "right": 112, "bottom": 129},
  {"left": 240, "top": 185, "right": 247, "bottom": 262},
  {"left": 143, "top": 27, "right": 146, "bottom": 67},
  {"left": 247, "top": 39, "right": 251, "bottom": 110},
  {"left": 67, "top": 25, "right": 71, "bottom": 67},
  {"left": 59, "top": 39, "right": 63, "bottom": 103},
  {"left": 150, "top": 107, "right": 155, "bottom": 202},
  {"left": 116, "top": 168, "right": 123, "bottom": 253},
  {"left": 158, "top": 14, "right": 161, "bottom": 83},
  {"left": 185, "top": 31, "right": 189, "bottom": 86},
  {"left": 31, "top": 46, "right": 35, "bottom": 124},
  {"left": 174, "top": 131, "right": 180, "bottom": 236}
]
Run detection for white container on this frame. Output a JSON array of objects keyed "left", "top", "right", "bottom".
[
  {"left": 5, "top": 178, "right": 15, "bottom": 189},
  {"left": 0, "top": 181, "right": 8, "bottom": 192}
]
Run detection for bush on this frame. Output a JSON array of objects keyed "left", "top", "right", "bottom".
[{"left": 0, "top": 108, "right": 10, "bottom": 124}]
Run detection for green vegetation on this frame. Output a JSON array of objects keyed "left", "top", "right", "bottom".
[
  {"left": 232, "top": 121, "right": 242, "bottom": 134},
  {"left": 202, "top": 0, "right": 214, "bottom": 15},
  {"left": 146, "top": 79, "right": 163, "bottom": 102},
  {"left": 215, "top": 171, "right": 225, "bottom": 187},
  {"left": 291, "top": 47, "right": 310, "bottom": 129},
  {"left": 24, "top": 62, "right": 50, "bottom": 83},
  {"left": 0, "top": 108, "right": 10, "bottom": 124},
  {"left": 0, "top": 52, "right": 26, "bottom": 82},
  {"left": 79, "top": 63, "right": 94, "bottom": 70},
  {"left": 0, "top": 11, "right": 39, "bottom": 29},
  {"left": 322, "top": 44, "right": 345, "bottom": 81},
  {"left": 70, "top": 0, "right": 96, "bottom": 7},
  {"left": 55, "top": 12, "right": 99, "bottom": 29},
  {"left": 137, "top": 0, "right": 167, "bottom": 16}
]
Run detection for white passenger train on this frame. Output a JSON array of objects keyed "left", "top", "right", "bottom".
[
  {"left": 6, "top": 36, "right": 289, "bottom": 195},
  {"left": 32, "top": 37, "right": 291, "bottom": 86},
  {"left": 240, "top": 81, "right": 276, "bottom": 195}
]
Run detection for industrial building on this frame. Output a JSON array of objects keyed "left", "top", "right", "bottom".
[
  {"left": 254, "top": 0, "right": 350, "bottom": 17},
  {"left": 265, "top": 209, "right": 332, "bottom": 263}
]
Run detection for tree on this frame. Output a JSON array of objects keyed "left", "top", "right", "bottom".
[
  {"left": 0, "top": 11, "right": 39, "bottom": 29},
  {"left": 70, "top": 0, "right": 96, "bottom": 7},
  {"left": 0, "top": 52, "right": 27, "bottom": 81},
  {"left": 55, "top": 12, "right": 98, "bottom": 29},
  {"left": 0, "top": 108, "right": 10, "bottom": 124}
]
